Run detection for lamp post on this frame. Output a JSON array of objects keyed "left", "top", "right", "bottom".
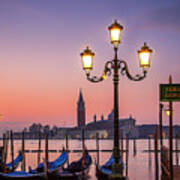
[
  {"left": 159, "top": 103, "right": 173, "bottom": 178},
  {"left": 80, "top": 20, "right": 153, "bottom": 178},
  {"left": 159, "top": 103, "right": 164, "bottom": 149}
]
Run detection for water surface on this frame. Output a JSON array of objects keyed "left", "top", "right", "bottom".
[{"left": 1, "top": 139, "right": 179, "bottom": 180}]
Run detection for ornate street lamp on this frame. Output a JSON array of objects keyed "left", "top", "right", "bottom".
[
  {"left": 80, "top": 20, "right": 153, "bottom": 179},
  {"left": 138, "top": 42, "right": 152, "bottom": 68},
  {"left": 81, "top": 46, "right": 95, "bottom": 74},
  {"left": 108, "top": 20, "right": 123, "bottom": 47}
]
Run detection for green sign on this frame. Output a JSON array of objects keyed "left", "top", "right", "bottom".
[{"left": 160, "top": 84, "right": 180, "bottom": 102}]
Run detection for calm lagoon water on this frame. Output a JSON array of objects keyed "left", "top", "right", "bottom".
[{"left": 0, "top": 139, "right": 179, "bottom": 180}]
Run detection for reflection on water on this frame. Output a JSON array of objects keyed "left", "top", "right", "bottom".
[{"left": 0, "top": 139, "right": 179, "bottom": 180}]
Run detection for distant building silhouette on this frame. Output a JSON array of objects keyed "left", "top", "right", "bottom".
[
  {"left": 77, "top": 89, "right": 86, "bottom": 129},
  {"left": 83, "top": 113, "right": 138, "bottom": 139},
  {"left": 13, "top": 90, "right": 180, "bottom": 140}
]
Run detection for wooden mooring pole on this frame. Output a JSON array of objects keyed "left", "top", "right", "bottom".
[
  {"left": 161, "top": 146, "right": 170, "bottom": 179},
  {"left": 133, "top": 138, "right": 137, "bottom": 156},
  {"left": 82, "top": 129, "right": 85, "bottom": 180},
  {"left": 125, "top": 135, "right": 129, "bottom": 178},
  {"left": 2, "top": 133, "right": 6, "bottom": 172},
  {"left": 37, "top": 131, "right": 41, "bottom": 166},
  {"left": 159, "top": 103, "right": 164, "bottom": 149},
  {"left": 175, "top": 135, "right": 179, "bottom": 166},
  {"left": 21, "top": 131, "right": 26, "bottom": 171},
  {"left": 3, "top": 131, "right": 9, "bottom": 173},
  {"left": 120, "top": 130, "right": 123, "bottom": 160},
  {"left": 154, "top": 127, "right": 159, "bottom": 180},
  {"left": 148, "top": 135, "right": 152, "bottom": 152},
  {"left": 148, "top": 135, "right": 152, "bottom": 167},
  {"left": 65, "top": 133, "right": 69, "bottom": 166},
  {"left": 3, "top": 133, "right": 6, "bottom": 148},
  {"left": 45, "top": 133, "right": 49, "bottom": 170},
  {"left": 10, "top": 130, "right": 14, "bottom": 171},
  {"left": 96, "top": 132, "right": 99, "bottom": 167}
]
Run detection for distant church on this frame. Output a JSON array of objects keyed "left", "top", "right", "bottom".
[
  {"left": 74, "top": 89, "right": 139, "bottom": 138},
  {"left": 51, "top": 89, "right": 139, "bottom": 139},
  {"left": 77, "top": 89, "right": 86, "bottom": 129}
]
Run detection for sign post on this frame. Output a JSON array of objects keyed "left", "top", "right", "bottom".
[
  {"left": 168, "top": 75, "right": 173, "bottom": 180},
  {"left": 160, "top": 76, "right": 180, "bottom": 180}
]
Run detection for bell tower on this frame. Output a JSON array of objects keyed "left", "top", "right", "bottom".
[{"left": 77, "top": 89, "right": 86, "bottom": 128}]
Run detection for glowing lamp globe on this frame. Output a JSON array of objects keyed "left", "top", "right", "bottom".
[
  {"left": 138, "top": 42, "right": 152, "bottom": 68},
  {"left": 166, "top": 109, "right": 171, "bottom": 117},
  {"left": 80, "top": 46, "right": 95, "bottom": 73},
  {"left": 108, "top": 20, "right": 123, "bottom": 47}
]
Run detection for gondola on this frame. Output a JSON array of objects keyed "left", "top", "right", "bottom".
[
  {"left": 0, "top": 151, "right": 23, "bottom": 172},
  {"left": 0, "top": 149, "right": 68, "bottom": 180},
  {"left": 96, "top": 155, "right": 126, "bottom": 180},
  {"left": 0, "top": 171, "right": 44, "bottom": 180},
  {"left": 47, "top": 149, "right": 92, "bottom": 180},
  {"left": 29, "top": 149, "right": 67, "bottom": 174}
]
